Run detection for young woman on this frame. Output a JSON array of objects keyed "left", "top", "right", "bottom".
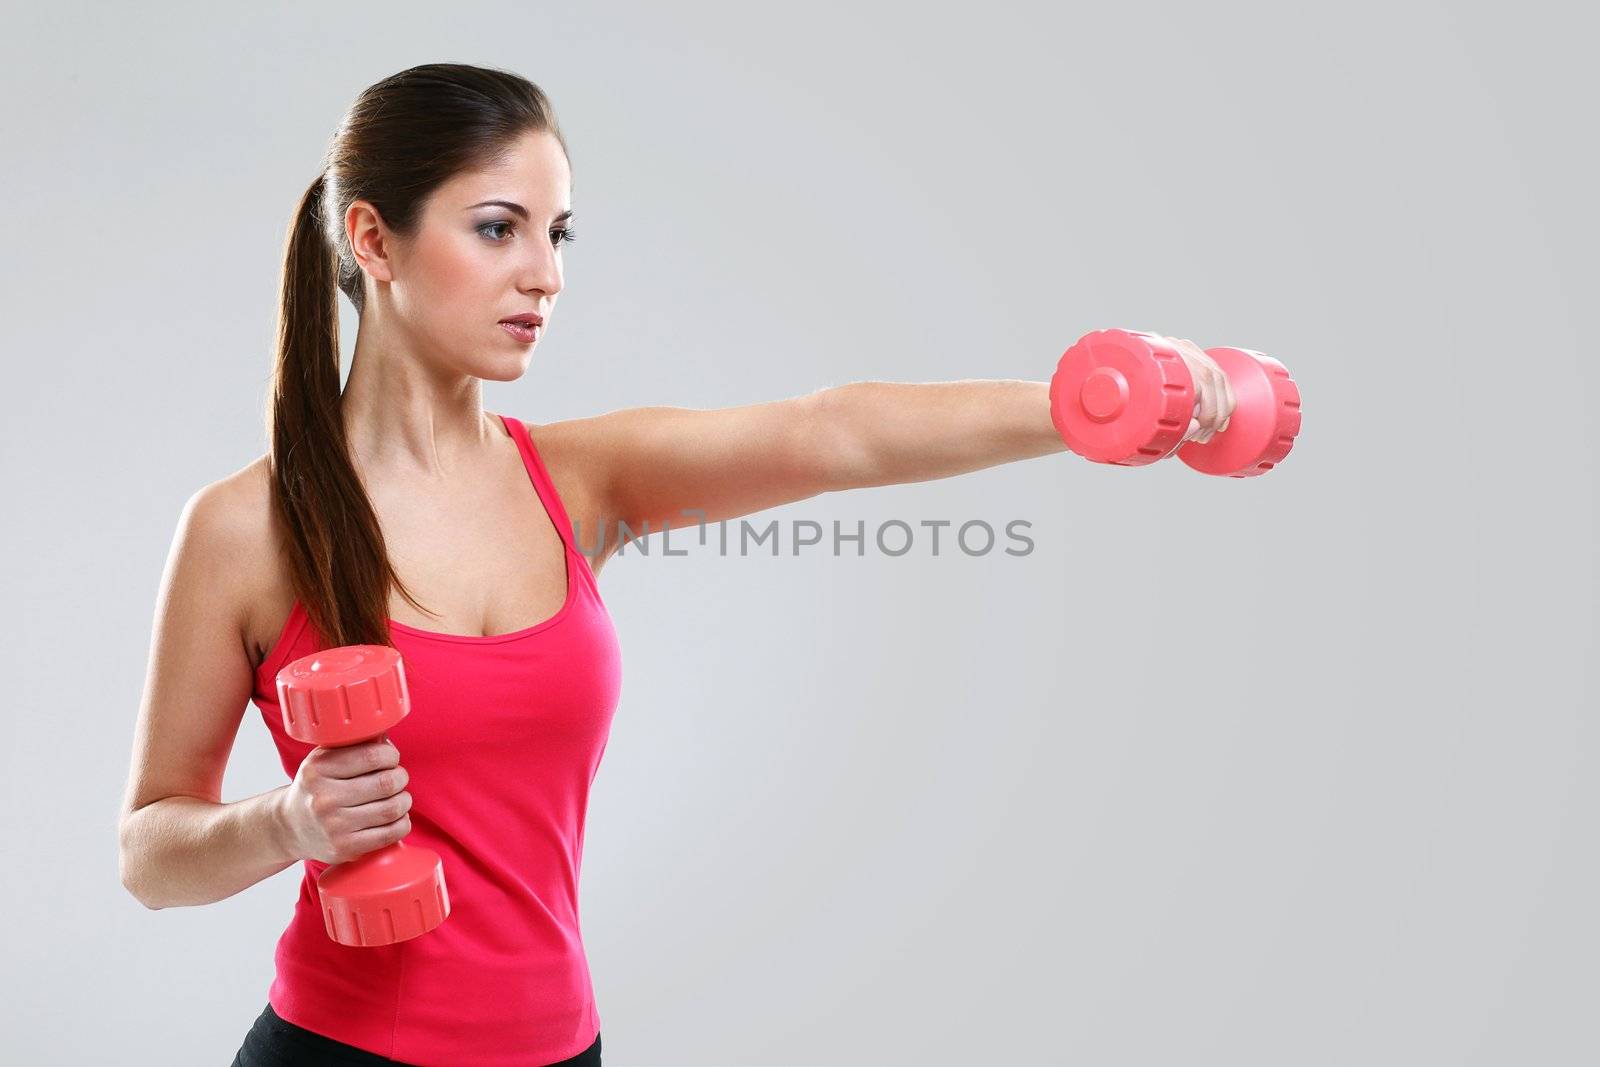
[{"left": 117, "top": 63, "right": 1232, "bottom": 1067}]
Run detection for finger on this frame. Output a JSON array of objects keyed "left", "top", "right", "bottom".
[
  {"left": 1195, "top": 373, "right": 1217, "bottom": 438},
  {"left": 344, "top": 791, "right": 413, "bottom": 831},
  {"left": 340, "top": 765, "right": 409, "bottom": 807},
  {"left": 1175, "top": 338, "right": 1227, "bottom": 443},
  {"left": 1203, "top": 369, "right": 1222, "bottom": 441},
  {"left": 1219, "top": 364, "right": 1235, "bottom": 433},
  {"left": 326, "top": 740, "right": 399, "bottom": 780},
  {"left": 344, "top": 815, "right": 412, "bottom": 856}
]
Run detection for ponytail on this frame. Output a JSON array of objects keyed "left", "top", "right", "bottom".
[{"left": 266, "top": 173, "right": 421, "bottom": 649}]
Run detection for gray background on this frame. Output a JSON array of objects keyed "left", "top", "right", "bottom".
[{"left": 1, "top": 1, "right": 1593, "bottom": 1064}]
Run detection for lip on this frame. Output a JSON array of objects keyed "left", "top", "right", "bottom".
[
  {"left": 498, "top": 313, "right": 544, "bottom": 327},
  {"left": 499, "top": 320, "right": 540, "bottom": 344}
]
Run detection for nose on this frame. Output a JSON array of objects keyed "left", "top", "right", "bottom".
[{"left": 516, "top": 238, "right": 563, "bottom": 301}]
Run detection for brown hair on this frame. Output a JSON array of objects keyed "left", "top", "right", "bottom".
[{"left": 268, "top": 62, "right": 570, "bottom": 649}]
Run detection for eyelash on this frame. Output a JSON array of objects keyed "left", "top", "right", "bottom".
[{"left": 477, "top": 221, "right": 577, "bottom": 247}]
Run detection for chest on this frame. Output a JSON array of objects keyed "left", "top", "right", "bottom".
[
  {"left": 367, "top": 446, "right": 582, "bottom": 638},
  {"left": 251, "top": 436, "right": 610, "bottom": 667}
]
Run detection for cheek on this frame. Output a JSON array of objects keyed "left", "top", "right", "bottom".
[
  {"left": 407, "top": 236, "right": 493, "bottom": 319},
  {"left": 434, "top": 239, "right": 490, "bottom": 302}
]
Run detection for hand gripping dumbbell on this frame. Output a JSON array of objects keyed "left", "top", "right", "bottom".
[
  {"left": 1049, "top": 328, "right": 1302, "bottom": 477},
  {"left": 275, "top": 645, "right": 450, "bottom": 947}
]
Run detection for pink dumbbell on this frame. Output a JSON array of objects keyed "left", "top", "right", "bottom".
[
  {"left": 1049, "top": 328, "right": 1302, "bottom": 477},
  {"left": 275, "top": 645, "right": 450, "bottom": 947}
]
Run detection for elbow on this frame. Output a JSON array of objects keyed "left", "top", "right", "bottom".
[
  {"left": 119, "top": 856, "right": 160, "bottom": 910},
  {"left": 126, "top": 884, "right": 163, "bottom": 911},
  {"left": 118, "top": 818, "right": 162, "bottom": 910}
]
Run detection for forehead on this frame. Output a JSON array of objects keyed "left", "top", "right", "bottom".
[{"left": 439, "top": 131, "right": 572, "bottom": 212}]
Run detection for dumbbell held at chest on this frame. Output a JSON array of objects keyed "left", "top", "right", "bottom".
[
  {"left": 1049, "top": 328, "right": 1302, "bottom": 477},
  {"left": 275, "top": 645, "right": 450, "bottom": 947}
]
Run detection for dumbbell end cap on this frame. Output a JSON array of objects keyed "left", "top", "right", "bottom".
[
  {"left": 275, "top": 645, "right": 411, "bottom": 747},
  {"left": 317, "top": 841, "right": 451, "bottom": 947},
  {"left": 1178, "top": 347, "right": 1302, "bottom": 477},
  {"left": 1050, "top": 329, "right": 1193, "bottom": 464}
]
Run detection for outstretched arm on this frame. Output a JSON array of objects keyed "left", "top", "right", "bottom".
[
  {"left": 818, "top": 379, "right": 1066, "bottom": 489},
  {"left": 556, "top": 379, "right": 1065, "bottom": 551}
]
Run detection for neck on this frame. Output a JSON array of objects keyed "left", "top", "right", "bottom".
[{"left": 340, "top": 313, "right": 504, "bottom": 481}]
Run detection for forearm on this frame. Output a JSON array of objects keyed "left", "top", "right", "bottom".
[
  {"left": 119, "top": 787, "right": 300, "bottom": 909},
  {"left": 820, "top": 379, "right": 1066, "bottom": 489}
]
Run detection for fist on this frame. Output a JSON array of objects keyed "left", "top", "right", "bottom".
[
  {"left": 277, "top": 735, "right": 413, "bottom": 865},
  {"left": 1167, "top": 337, "right": 1236, "bottom": 448}
]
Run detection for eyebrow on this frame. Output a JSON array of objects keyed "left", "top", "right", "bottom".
[{"left": 465, "top": 200, "right": 574, "bottom": 223}]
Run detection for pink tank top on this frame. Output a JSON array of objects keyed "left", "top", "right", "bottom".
[{"left": 250, "top": 413, "right": 622, "bottom": 1066}]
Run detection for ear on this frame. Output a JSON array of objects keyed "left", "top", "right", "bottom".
[{"left": 346, "top": 199, "right": 395, "bottom": 284}]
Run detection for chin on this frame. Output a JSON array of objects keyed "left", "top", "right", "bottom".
[{"left": 474, "top": 356, "right": 533, "bottom": 384}]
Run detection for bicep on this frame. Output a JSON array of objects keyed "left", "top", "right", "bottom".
[
  {"left": 580, "top": 394, "right": 845, "bottom": 543},
  {"left": 121, "top": 484, "right": 258, "bottom": 820}
]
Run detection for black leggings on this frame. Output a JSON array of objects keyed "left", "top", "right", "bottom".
[{"left": 230, "top": 1002, "right": 601, "bottom": 1066}]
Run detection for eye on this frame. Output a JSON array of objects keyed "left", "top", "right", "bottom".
[{"left": 477, "top": 221, "right": 578, "bottom": 248}]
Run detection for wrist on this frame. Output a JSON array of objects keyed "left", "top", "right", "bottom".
[{"left": 266, "top": 786, "right": 302, "bottom": 865}]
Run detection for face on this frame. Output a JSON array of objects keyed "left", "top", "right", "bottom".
[{"left": 346, "top": 129, "right": 573, "bottom": 381}]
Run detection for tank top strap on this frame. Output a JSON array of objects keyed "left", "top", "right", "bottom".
[{"left": 497, "top": 413, "right": 580, "bottom": 557}]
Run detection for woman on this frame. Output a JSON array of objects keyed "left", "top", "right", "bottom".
[{"left": 117, "top": 63, "right": 1232, "bottom": 1066}]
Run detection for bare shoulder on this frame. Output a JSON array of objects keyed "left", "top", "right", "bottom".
[
  {"left": 181, "top": 458, "right": 278, "bottom": 583},
  {"left": 187, "top": 456, "right": 289, "bottom": 660},
  {"left": 523, "top": 414, "right": 625, "bottom": 575}
]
